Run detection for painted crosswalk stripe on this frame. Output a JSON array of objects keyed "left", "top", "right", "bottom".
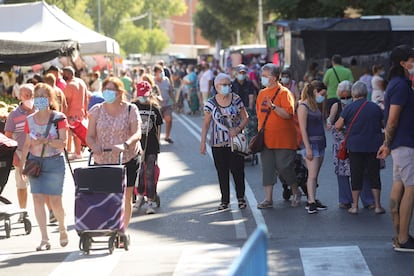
[{"left": 300, "top": 245, "right": 372, "bottom": 276}]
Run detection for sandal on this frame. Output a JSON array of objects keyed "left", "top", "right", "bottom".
[
  {"left": 238, "top": 199, "right": 247, "bottom": 209},
  {"left": 60, "top": 229, "right": 69, "bottom": 247},
  {"left": 36, "top": 240, "right": 51, "bottom": 251},
  {"left": 218, "top": 203, "right": 229, "bottom": 210}
]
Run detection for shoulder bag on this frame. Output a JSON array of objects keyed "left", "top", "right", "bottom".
[
  {"left": 248, "top": 87, "right": 281, "bottom": 154},
  {"left": 22, "top": 112, "right": 55, "bottom": 177},
  {"left": 337, "top": 101, "right": 368, "bottom": 160}
]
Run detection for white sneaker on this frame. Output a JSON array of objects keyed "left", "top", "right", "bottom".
[
  {"left": 134, "top": 195, "right": 144, "bottom": 211},
  {"left": 146, "top": 202, "right": 156, "bottom": 215}
]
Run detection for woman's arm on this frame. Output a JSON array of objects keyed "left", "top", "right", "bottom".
[
  {"left": 20, "top": 134, "right": 31, "bottom": 170},
  {"left": 327, "top": 102, "right": 339, "bottom": 128},
  {"left": 86, "top": 114, "right": 101, "bottom": 153},
  {"left": 200, "top": 111, "right": 212, "bottom": 154}
]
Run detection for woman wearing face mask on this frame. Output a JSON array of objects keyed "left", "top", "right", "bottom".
[
  {"left": 86, "top": 77, "right": 142, "bottom": 235},
  {"left": 328, "top": 80, "right": 375, "bottom": 210},
  {"left": 280, "top": 69, "right": 300, "bottom": 103},
  {"left": 132, "top": 81, "right": 163, "bottom": 214},
  {"left": 335, "top": 81, "right": 385, "bottom": 215},
  {"left": 200, "top": 73, "right": 249, "bottom": 210},
  {"left": 255, "top": 63, "right": 302, "bottom": 209},
  {"left": 297, "top": 80, "right": 327, "bottom": 214},
  {"left": 20, "top": 83, "right": 69, "bottom": 251},
  {"left": 4, "top": 84, "right": 35, "bottom": 222}
]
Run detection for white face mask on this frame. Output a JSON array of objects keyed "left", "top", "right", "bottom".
[
  {"left": 408, "top": 63, "right": 414, "bottom": 76},
  {"left": 23, "top": 99, "right": 34, "bottom": 109}
]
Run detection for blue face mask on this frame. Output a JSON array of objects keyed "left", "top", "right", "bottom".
[
  {"left": 102, "top": 89, "right": 117, "bottom": 103},
  {"left": 221, "top": 85, "right": 231, "bottom": 95},
  {"left": 316, "top": 94, "right": 325, "bottom": 103},
  {"left": 160, "top": 72, "right": 165, "bottom": 78},
  {"left": 261, "top": 76, "right": 269, "bottom": 87},
  {"left": 138, "top": 96, "right": 149, "bottom": 103},
  {"left": 237, "top": 74, "right": 246, "bottom": 81},
  {"left": 33, "top": 97, "right": 49, "bottom": 110},
  {"left": 341, "top": 98, "right": 353, "bottom": 105}
]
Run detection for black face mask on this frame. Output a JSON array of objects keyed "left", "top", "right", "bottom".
[{"left": 62, "top": 75, "right": 69, "bottom": 81}]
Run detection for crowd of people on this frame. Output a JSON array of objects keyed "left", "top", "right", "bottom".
[{"left": 2, "top": 44, "right": 414, "bottom": 253}]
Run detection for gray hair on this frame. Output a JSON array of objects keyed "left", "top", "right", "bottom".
[
  {"left": 336, "top": 80, "right": 352, "bottom": 97},
  {"left": 19, "top": 83, "right": 35, "bottom": 94},
  {"left": 261, "top": 63, "right": 281, "bottom": 78},
  {"left": 214, "top": 73, "right": 231, "bottom": 90},
  {"left": 351, "top": 81, "right": 368, "bottom": 98}
]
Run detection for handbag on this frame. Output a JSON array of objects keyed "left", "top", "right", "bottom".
[
  {"left": 248, "top": 87, "right": 281, "bottom": 154},
  {"left": 337, "top": 101, "right": 368, "bottom": 160},
  {"left": 22, "top": 113, "right": 55, "bottom": 177}
]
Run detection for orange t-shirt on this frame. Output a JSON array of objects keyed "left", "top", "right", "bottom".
[{"left": 255, "top": 84, "right": 297, "bottom": 149}]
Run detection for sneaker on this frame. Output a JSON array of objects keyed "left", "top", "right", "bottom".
[
  {"left": 146, "top": 202, "right": 156, "bottom": 215},
  {"left": 257, "top": 200, "right": 273, "bottom": 209},
  {"left": 306, "top": 200, "right": 327, "bottom": 211},
  {"left": 307, "top": 202, "right": 318, "bottom": 214},
  {"left": 394, "top": 236, "right": 414, "bottom": 252},
  {"left": 49, "top": 210, "right": 57, "bottom": 224},
  {"left": 134, "top": 195, "right": 144, "bottom": 211}
]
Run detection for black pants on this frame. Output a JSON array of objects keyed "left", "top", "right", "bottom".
[
  {"left": 349, "top": 152, "right": 381, "bottom": 190},
  {"left": 212, "top": 147, "right": 245, "bottom": 204}
]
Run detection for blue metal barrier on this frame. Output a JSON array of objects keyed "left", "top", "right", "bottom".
[{"left": 228, "top": 224, "right": 268, "bottom": 276}]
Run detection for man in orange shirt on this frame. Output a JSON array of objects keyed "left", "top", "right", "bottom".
[
  {"left": 62, "top": 66, "right": 88, "bottom": 159},
  {"left": 256, "top": 63, "right": 301, "bottom": 209}
]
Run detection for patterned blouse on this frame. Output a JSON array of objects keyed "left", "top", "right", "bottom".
[
  {"left": 88, "top": 103, "right": 141, "bottom": 164},
  {"left": 204, "top": 93, "right": 244, "bottom": 147}
]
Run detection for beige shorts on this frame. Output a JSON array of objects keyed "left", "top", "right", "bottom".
[
  {"left": 391, "top": 146, "right": 414, "bottom": 186},
  {"left": 14, "top": 151, "right": 29, "bottom": 189}
]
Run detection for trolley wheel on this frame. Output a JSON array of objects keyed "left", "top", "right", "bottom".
[
  {"left": 155, "top": 195, "right": 161, "bottom": 208},
  {"left": 4, "top": 219, "right": 11, "bottom": 238},
  {"left": 123, "top": 234, "right": 130, "bottom": 251},
  {"left": 23, "top": 218, "right": 32, "bottom": 235},
  {"left": 108, "top": 235, "right": 116, "bottom": 254},
  {"left": 82, "top": 236, "right": 91, "bottom": 255}
]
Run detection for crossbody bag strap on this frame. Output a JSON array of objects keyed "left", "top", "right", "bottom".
[
  {"left": 39, "top": 112, "right": 56, "bottom": 158},
  {"left": 261, "top": 87, "right": 281, "bottom": 130},
  {"left": 332, "top": 67, "right": 341, "bottom": 83},
  {"left": 343, "top": 100, "right": 368, "bottom": 143}
]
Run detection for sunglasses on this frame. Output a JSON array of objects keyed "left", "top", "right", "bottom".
[{"left": 340, "top": 96, "right": 352, "bottom": 100}]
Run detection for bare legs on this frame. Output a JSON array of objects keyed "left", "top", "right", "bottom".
[
  {"left": 124, "top": 186, "right": 134, "bottom": 229},
  {"left": 305, "top": 156, "right": 324, "bottom": 203}
]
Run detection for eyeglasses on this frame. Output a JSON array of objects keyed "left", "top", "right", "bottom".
[{"left": 340, "top": 96, "right": 352, "bottom": 100}]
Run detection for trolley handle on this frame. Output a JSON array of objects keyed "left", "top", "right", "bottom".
[{"left": 88, "top": 148, "right": 123, "bottom": 166}]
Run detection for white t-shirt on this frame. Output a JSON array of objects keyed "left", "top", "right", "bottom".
[{"left": 199, "top": 70, "right": 213, "bottom": 93}]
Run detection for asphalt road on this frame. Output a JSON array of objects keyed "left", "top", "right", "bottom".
[{"left": 1, "top": 112, "right": 413, "bottom": 276}]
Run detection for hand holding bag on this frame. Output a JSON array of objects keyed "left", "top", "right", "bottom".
[
  {"left": 337, "top": 101, "right": 368, "bottom": 160},
  {"left": 22, "top": 113, "right": 55, "bottom": 177},
  {"left": 248, "top": 87, "right": 281, "bottom": 154}
]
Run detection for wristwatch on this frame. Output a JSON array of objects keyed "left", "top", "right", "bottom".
[{"left": 271, "top": 104, "right": 277, "bottom": 110}]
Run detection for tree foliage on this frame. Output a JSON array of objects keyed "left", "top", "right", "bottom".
[{"left": 194, "top": 0, "right": 258, "bottom": 47}]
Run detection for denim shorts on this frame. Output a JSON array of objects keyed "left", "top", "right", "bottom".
[
  {"left": 29, "top": 154, "right": 65, "bottom": 195},
  {"left": 299, "top": 144, "right": 325, "bottom": 159}
]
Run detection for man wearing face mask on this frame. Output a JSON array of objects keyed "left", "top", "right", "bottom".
[
  {"left": 256, "top": 63, "right": 302, "bottom": 209},
  {"left": 4, "top": 84, "right": 35, "bottom": 222},
  {"left": 231, "top": 64, "right": 255, "bottom": 110},
  {"left": 62, "top": 66, "right": 88, "bottom": 160},
  {"left": 154, "top": 64, "right": 174, "bottom": 143}
]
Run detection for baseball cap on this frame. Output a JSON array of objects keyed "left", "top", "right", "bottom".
[
  {"left": 391, "top": 45, "right": 414, "bottom": 65},
  {"left": 236, "top": 64, "right": 248, "bottom": 73},
  {"left": 136, "top": 81, "right": 152, "bottom": 97}
]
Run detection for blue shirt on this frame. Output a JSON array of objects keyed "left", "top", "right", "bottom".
[
  {"left": 341, "top": 98, "right": 383, "bottom": 153},
  {"left": 383, "top": 76, "right": 414, "bottom": 150}
]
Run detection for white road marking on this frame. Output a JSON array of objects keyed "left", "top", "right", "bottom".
[
  {"left": 0, "top": 250, "right": 9, "bottom": 262},
  {"left": 300, "top": 246, "right": 372, "bottom": 276},
  {"left": 175, "top": 114, "right": 265, "bottom": 238},
  {"left": 49, "top": 249, "right": 125, "bottom": 276},
  {"left": 173, "top": 243, "right": 240, "bottom": 276}
]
